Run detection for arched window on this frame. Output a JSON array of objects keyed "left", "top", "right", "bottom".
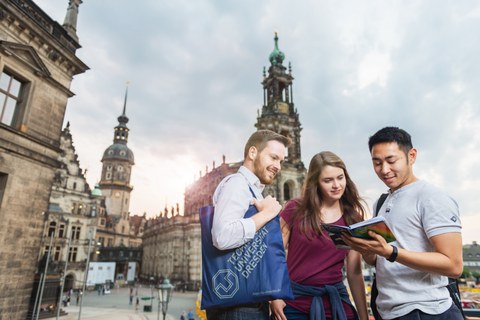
[
  {"left": 58, "top": 224, "right": 65, "bottom": 238},
  {"left": 68, "top": 247, "right": 78, "bottom": 262},
  {"left": 54, "top": 246, "right": 61, "bottom": 261},
  {"left": 48, "top": 221, "right": 57, "bottom": 237}
]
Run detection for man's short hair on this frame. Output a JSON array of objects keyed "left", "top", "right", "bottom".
[
  {"left": 368, "top": 126, "right": 413, "bottom": 155},
  {"left": 244, "top": 130, "right": 291, "bottom": 158}
]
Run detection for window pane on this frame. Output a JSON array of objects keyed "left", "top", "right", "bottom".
[
  {"left": 0, "top": 71, "right": 24, "bottom": 127},
  {"left": 0, "top": 73, "right": 11, "bottom": 91},
  {"left": 10, "top": 78, "right": 21, "bottom": 97},
  {"left": 1, "top": 98, "right": 16, "bottom": 125}
]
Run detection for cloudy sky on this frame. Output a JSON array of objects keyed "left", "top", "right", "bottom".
[{"left": 35, "top": 0, "right": 480, "bottom": 244}]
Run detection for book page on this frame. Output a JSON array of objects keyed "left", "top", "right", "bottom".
[{"left": 350, "top": 217, "right": 396, "bottom": 242}]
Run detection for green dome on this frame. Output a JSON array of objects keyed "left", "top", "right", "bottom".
[
  {"left": 91, "top": 183, "right": 102, "bottom": 197},
  {"left": 269, "top": 32, "right": 285, "bottom": 66}
]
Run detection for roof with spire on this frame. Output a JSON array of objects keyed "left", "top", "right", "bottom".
[{"left": 102, "top": 85, "right": 135, "bottom": 163}]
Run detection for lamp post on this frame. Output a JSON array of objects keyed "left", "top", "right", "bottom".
[
  {"left": 56, "top": 236, "right": 71, "bottom": 320},
  {"left": 78, "top": 231, "right": 94, "bottom": 320},
  {"left": 156, "top": 278, "right": 174, "bottom": 320}
]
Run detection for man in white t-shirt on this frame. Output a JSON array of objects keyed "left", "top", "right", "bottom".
[{"left": 344, "top": 126, "right": 463, "bottom": 320}]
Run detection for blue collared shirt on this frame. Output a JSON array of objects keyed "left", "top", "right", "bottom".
[{"left": 212, "top": 166, "right": 265, "bottom": 250}]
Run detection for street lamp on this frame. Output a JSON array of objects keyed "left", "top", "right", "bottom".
[{"left": 156, "top": 278, "right": 174, "bottom": 320}]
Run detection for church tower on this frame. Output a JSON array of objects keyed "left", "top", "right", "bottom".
[
  {"left": 99, "top": 87, "right": 135, "bottom": 219},
  {"left": 256, "top": 33, "right": 306, "bottom": 202}
]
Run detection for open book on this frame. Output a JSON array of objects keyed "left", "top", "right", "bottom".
[{"left": 322, "top": 216, "right": 396, "bottom": 249}]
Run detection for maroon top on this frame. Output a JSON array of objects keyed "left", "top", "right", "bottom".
[{"left": 281, "top": 199, "right": 355, "bottom": 318}]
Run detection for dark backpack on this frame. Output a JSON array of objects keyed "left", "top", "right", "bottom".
[{"left": 370, "top": 193, "right": 465, "bottom": 320}]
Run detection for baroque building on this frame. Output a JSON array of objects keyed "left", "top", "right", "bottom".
[
  {"left": 0, "top": 0, "right": 88, "bottom": 318},
  {"left": 142, "top": 206, "right": 200, "bottom": 290},
  {"left": 43, "top": 122, "right": 104, "bottom": 294},
  {"left": 257, "top": 32, "right": 306, "bottom": 201},
  {"left": 141, "top": 33, "right": 305, "bottom": 288},
  {"left": 463, "top": 241, "right": 480, "bottom": 273}
]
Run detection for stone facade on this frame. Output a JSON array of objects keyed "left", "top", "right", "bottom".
[
  {"left": 43, "top": 124, "right": 103, "bottom": 297},
  {"left": 142, "top": 214, "right": 201, "bottom": 289},
  {"left": 0, "top": 0, "right": 88, "bottom": 318},
  {"left": 141, "top": 34, "right": 305, "bottom": 289}
]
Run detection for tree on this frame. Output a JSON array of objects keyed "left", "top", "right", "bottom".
[{"left": 472, "top": 271, "right": 480, "bottom": 283}]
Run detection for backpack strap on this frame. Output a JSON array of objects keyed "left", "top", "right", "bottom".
[
  {"left": 370, "top": 193, "right": 388, "bottom": 320},
  {"left": 447, "top": 278, "right": 466, "bottom": 319},
  {"left": 374, "top": 193, "right": 389, "bottom": 217}
]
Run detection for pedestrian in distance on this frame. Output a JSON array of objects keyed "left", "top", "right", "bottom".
[
  {"left": 187, "top": 309, "right": 195, "bottom": 320},
  {"left": 206, "top": 129, "right": 291, "bottom": 320},
  {"left": 343, "top": 126, "right": 463, "bottom": 319},
  {"left": 270, "top": 151, "right": 369, "bottom": 320}
]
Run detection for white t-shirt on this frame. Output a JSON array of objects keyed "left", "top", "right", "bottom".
[{"left": 375, "top": 180, "right": 462, "bottom": 319}]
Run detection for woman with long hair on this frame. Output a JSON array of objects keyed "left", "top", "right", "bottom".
[{"left": 270, "top": 151, "right": 369, "bottom": 320}]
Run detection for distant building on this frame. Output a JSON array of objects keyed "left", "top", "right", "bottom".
[
  {"left": 95, "top": 87, "right": 146, "bottom": 283},
  {"left": 463, "top": 241, "right": 480, "bottom": 273},
  {"left": 0, "top": 0, "right": 88, "bottom": 318},
  {"left": 141, "top": 33, "right": 306, "bottom": 288},
  {"left": 142, "top": 157, "right": 238, "bottom": 289}
]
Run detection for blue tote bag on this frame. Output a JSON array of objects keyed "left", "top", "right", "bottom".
[{"left": 200, "top": 197, "right": 293, "bottom": 309}]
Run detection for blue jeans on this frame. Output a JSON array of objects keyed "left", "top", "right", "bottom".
[
  {"left": 206, "top": 303, "right": 269, "bottom": 320},
  {"left": 283, "top": 304, "right": 309, "bottom": 320},
  {"left": 281, "top": 305, "right": 357, "bottom": 320},
  {"left": 393, "top": 302, "right": 463, "bottom": 320}
]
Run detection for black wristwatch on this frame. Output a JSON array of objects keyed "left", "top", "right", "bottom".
[{"left": 387, "top": 245, "right": 398, "bottom": 262}]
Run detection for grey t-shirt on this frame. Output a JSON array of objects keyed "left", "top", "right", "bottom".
[{"left": 375, "top": 180, "right": 461, "bottom": 319}]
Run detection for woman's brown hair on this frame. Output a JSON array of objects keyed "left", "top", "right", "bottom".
[{"left": 294, "top": 151, "right": 366, "bottom": 239}]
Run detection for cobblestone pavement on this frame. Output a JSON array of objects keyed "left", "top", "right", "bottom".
[{"left": 57, "top": 286, "right": 199, "bottom": 320}]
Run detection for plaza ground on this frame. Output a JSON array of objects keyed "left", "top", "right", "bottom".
[{"left": 58, "top": 286, "right": 199, "bottom": 320}]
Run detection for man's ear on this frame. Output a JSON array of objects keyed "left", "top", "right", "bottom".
[
  {"left": 408, "top": 148, "right": 417, "bottom": 165},
  {"left": 248, "top": 146, "right": 257, "bottom": 160}
]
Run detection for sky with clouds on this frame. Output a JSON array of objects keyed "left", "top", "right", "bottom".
[{"left": 35, "top": 0, "right": 480, "bottom": 244}]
